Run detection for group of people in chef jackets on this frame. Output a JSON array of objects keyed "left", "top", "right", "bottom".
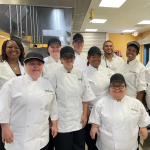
[{"left": 0, "top": 33, "right": 150, "bottom": 150}]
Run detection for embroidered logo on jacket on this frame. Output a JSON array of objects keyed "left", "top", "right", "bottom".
[
  {"left": 131, "top": 108, "right": 138, "bottom": 112},
  {"left": 107, "top": 73, "right": 111, "bottom": 76},
  {"left": 78, "top": 78, "right": 82, "bottom": 81},
  {"left": 129, "top": 70, "right": 136, "bottom": 73},
  {"left": 45, "top": 88, "right": 53, "bottom": 93}
]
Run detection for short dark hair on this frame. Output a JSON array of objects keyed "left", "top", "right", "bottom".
[
  {"left": 103, "top": 40, "right": 113, "bottom": 47},
  {"left": 1, "top": 39, "right": 25, "bottom": 66},
  {"left": 127, "top": 44, "right": 139, "bottom": 55}
]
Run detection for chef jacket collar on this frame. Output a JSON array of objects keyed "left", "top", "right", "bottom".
[
  {"left": 111, "top": 95, "right": 126, "bottom": 103},
  {"left": 62, "top": 66, "right": 75, "bottom": 74},
  {"left": 102, "top": 52, "right": 117, "bottom": 61},
  {"left": 75, "top": 52, "right": 83, "bottom": 56},
  {"left": 89, "top": 64, "right": 105, "bottom": 72},
  {"left": 25, "top": 73, "right": 41, "bottom": 82},
  {"left": 126, "top": 58, "right": 136, "bottom": 65}
]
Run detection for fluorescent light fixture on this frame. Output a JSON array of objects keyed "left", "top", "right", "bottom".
[
  {"left": 99, "top": 0, "right": 126, "bottom": 8},
  {"left": 90, "top": 19, "right": 107, "bottom": 23},
  {"left": 138, "top": 20, "right": 150, "bottom": 24},
  {"left": 85, "top": 29, "right": 98, "bottom": 32},
  {"left": 122, "top": 30, "right": 135, "bottom": 33}
]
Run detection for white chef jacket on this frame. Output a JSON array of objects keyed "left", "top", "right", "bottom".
[
  {"left": 0, "top": 61, "right": 25, "bottom": 89},
  {"left": 42, "top": 63, "right": 62, "bottom": 80},
  {"left": 89, "top": 95, "right": 150, "bottom": 150},
  {"left": 44, "top": 56, "right": 61, "bottom": 64},
  {"left": 74, "top": 52, "right": 87, "bottom": 70},
  {"left": 82, "top": 65, "right": 114, "bottom": 110},
  {"left": 146, "top": 61, "right": 150, "bottom": 109},
  {"left": 0, "top": 73, "right": 58, "bottom": 150},
  {"left": 49, "top": 66, "right": 96, "bottom": 133},
  {"left": 100, "top": 53, "right": 124, "bottom": 71},
  {"left": 116, "top": 59, "right": 146, "bottom": 98}
]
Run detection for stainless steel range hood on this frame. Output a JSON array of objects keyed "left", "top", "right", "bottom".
[{"left": 0, "top": 5, "right": 73, "bottom": 45}]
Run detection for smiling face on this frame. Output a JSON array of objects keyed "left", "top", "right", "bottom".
[
  {"left": 25, "top": 59, "right": 43, "bottom": 80},
  {"left": 126, "top": 45, "right": 137, "bottom": 62},
  {"left": 110, "top": 81, "right": 126, "bottom": 101},
  {"left": 89, "top": 53, "right": 101, "bottom": 68},
  {"left": 72, "top": 39, "right": 84, "bottom": 54},
  {"left": 48, "top": 43, "right": 61, "bottom": 59},
  {"left": 103, "top": 42, "right": 114, "bottom": 55},
  {"left": 6, "top": 40, "right": 21, "bottom": 60}
]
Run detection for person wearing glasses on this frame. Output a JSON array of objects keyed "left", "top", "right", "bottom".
[
  {"left": 0, "top": 39, "right": 25, "bottom": 150},
  {"left": 89, "top": 73, "right": 150, "bottom": 150},
  {"left": 48, "top": 46, "right": 95, "bottom": 150},
  {"left": 116, "top": 41, "right": 146, "bottom": 101},
  {"left": 82, "top": 46, "right": 114, "bottom": 150},
  {"left": 72, "top": 33, "right": 87, "bottom": 70},
  {"left": 99, "top": 40, "right": 124, "bottom": 72},
  {"left": 0, "top": 52, "right": 58, "bottom": 150}
]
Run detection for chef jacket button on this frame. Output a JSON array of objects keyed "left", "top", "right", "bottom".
[
  {"left": 76, "top": 96, "right": 78, "bottom": 98},
  {"left": 40, "top": 108, "right": 43, "bottom": 111},
  {"left": 27, "top": 125, "right": 29, "bottom": 127},
  {"left": 28, "top": 109, "right": 31, "bottom": 112}
]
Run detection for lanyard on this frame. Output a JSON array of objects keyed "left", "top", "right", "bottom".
[{"left": 105, "top": 57, "right": 109, "bottom": 68}]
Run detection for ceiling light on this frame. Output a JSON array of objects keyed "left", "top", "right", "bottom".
[
  {"left": 85, "top": 29, "right": 98, "bottom": 32},
  {"left": 90, "top": 19, "right": 107, "bottom": 23},
  {"left": 122, "top": 30, "right": 135, "bottom": 33},
  {"left": 99, "top": 0, "right": 126, "bottom": 8},
  {"left": 0, "top": 35, "right": 6, "bottom": 38},
  {"left": 138, "top": 20, "right": 150, "bottom": 24}
]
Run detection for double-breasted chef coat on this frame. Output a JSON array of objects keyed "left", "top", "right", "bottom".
[
  {"left": 146, "top": 61, "right": 150, "bottom": 109},
  {"left": 48, "top": 66, "right": 96, "bottom": 133},
  {"left": 44, "top": 56, "right": 61, "bottom": 64},
  {"left": 82, "top": 65, "right": 114, "bottom": 110},
  {"left": 0, "top": 61, "right": 25, "bottom": 89},
  {"left": 100, "top": 53, "right": 124, "bottom": 72},
  {"left": 116, "top": 59, "right": 147, "bottom": 98},
  {"left": 73, "top": 52, "right": 87, "bottom": 70},
  {"left": 0, "top": 73, "right": 58, "bottom": 150},
  {"left": 89, "top": 95, "right": 150, "bottom": 150}
]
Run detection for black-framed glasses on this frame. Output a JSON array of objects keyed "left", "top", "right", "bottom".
[
  {"left": 110, "top": 85, "right": 125, "bottom": 89},
  {"left": 63, "top": 56, "right": 75, "bottom": 60}
]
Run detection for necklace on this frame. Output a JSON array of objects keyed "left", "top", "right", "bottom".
[{"left": 14, "top": 67, "right": 17, "bottom": 70}]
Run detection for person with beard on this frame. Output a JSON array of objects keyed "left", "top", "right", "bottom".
[
  {"left": 100, "top": 40, "right": 124, "bottom": 72},
  {"left": 72, "top": 33, "right": 87, "bottom": 70}
]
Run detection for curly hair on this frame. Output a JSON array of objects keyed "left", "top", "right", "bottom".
[{"left": 1, "top": 39, "right": 25, "bottom": 65}]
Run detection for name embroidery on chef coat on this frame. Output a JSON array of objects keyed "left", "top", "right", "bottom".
[
  {"left": 45, "top": 88, "right": 53, "bottom": 93},
  {"left": 129, "top": 70, "right": 136, "bottom": 73},
  {"left": 131, "top": 107, "right": 138, "bottom": 112},
  {"left": 78, "top": 78, "right": 82, "bottom": 81}
]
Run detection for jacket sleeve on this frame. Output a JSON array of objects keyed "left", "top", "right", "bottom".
[
  {"left": 136, "top": 66, "right": 147, "bottom": 92},
  {"left": 49, "top": 94, "right": 58, "bottom": 121},
  {"left": 0, "top": 84, "right": 11, "bottom": 123},
  {"left": 88, "top": 101, "right": 102, "bottom": 126},
  {"left": 82, "top": 73, "right": 96, "bottom": 102},
  {"left": 138, "top": 102, "right": 150, "bottom": 127}
]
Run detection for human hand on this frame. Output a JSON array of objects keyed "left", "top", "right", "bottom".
[
  {"left": 2, "top": 127, "right": 13, "bottom": 144},
  {"left": 90, "top": 125, "right": 99, "bottom": 139},
  {"left": 139, "top": 127, "right": 148, "bottom": 140},
  {"left": 80, "top": 114, "right": 87, "bottom": 128},
  {"left": 51, "top": 125, "right": 58, "bottom": 138}
]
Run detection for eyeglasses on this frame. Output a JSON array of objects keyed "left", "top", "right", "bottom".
[
  {"left": 110, "top": 85, "right": 125, "bottom": 89},
  {"left": 63, "top": 56, "right": 75, "bottom": 60}
]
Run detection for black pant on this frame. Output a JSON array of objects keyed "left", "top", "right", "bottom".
[
  {"left": 0, "top": 127, "right": 5, "bottom": 150},
  {"left": 54, "top": 128, "right": 86, "bottom": 150},
  {"left": 48, "top": 129, "right": 54, "bottom": 150},
  {"left": 41, "top": 144, "right": 48, "bottom": 150},
  {"left": 86, "top": 123, "right": 98, "bottom": 150}
]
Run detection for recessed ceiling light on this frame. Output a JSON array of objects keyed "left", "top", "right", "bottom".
[
  {"left": 99, "top": 0, "right": 126, "bottom": 8},
  {"left": 122, "top": 30, "right": 135, "bottom": 33},
  {"left": 138, "top": 20, "right": 150, "bottom": 24},
  {"left": 85, "top": 29, "right": 98, "bottom": 32},
  {"left": 90, "top": 19, "right": 107, "bottom": 23}
]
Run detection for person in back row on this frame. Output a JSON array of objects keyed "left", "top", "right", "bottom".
[
  {"left": 72, "top": 33, "right": 87, "bottom": 70},
  {"left": 100, "top": 40, "right": 124, "bottom": 72},
  {"left": 48, "top": 46, "right": 95, "bottom": 150}
]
